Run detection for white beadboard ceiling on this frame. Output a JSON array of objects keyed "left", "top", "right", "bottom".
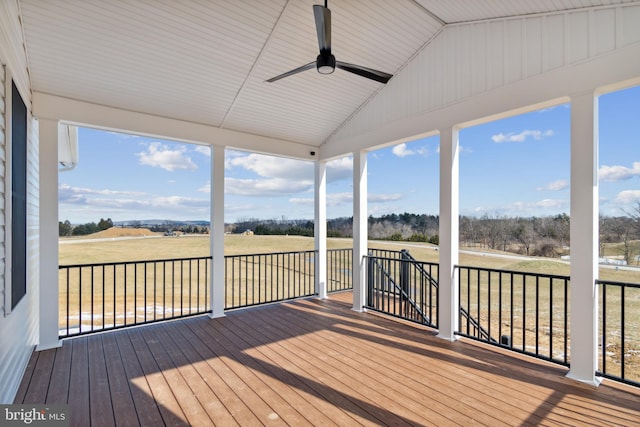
[{"left": 17, "top": 0, "right": 636, "bottom": 147}]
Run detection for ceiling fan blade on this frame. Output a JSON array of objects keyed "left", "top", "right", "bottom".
[
  {"left": 335, "top": 61, "right": 393, "bottom": 84},
  {"left": 265, "top": 62, "right": 316, "bottom": 83},
  {"left": 313, "top": 4, "right": 331, "bottom": 53}
]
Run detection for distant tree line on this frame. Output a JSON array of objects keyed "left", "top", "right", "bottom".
[
  {"left": 59, "top": 218, "right": 210, "bottom": 236},
  {"left": 459, "top": 214, "right": 570, "bottom": 257},
  {"left": 230, "top": 218, "right": 315, "bottom": 237},
  {"left": 121, "top": 220, "right": 209, "bottom": 234},
  {"left": 59, "top": 204, "right": 640, "bottom": 261},
  {"left": 600, "top": 208, "right": 640, "bottom": 264},
  {"left": 148, "top": 223, "right": 209, "bottom": 234},
  {"left": 59, "top": 218, "right": 113, "bottom": 236},
  {"left": 231, "top": 209, "right": 640, "bottom": 261},
  {"left": 229, "top": 213, "right": 440, "bottom": 241}
]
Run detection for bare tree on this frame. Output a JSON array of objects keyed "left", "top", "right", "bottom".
[{"left": 513, "top": 218, "right": 536, "bottom": 256}]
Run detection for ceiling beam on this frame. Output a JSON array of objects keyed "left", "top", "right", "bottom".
[{"left": 33, "top": 92, "right": 318, "bottom": 160}]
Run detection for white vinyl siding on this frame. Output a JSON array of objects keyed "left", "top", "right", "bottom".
[
  {"left": 0, "top": 63, "right": 5, "bottom": 314},
  {"left": 0, "top": 1, "right": 39, "bottom": 404},
  {"left": 329, "top": 3, "right": 640, "bottom": 143}
]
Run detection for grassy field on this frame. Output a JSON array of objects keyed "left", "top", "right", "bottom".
[
  {"left": 59, "top": 233, "right": 640, "bottom": 383},
  {"left": 59, "top": 233, "right": 640, "bottom": 278}
]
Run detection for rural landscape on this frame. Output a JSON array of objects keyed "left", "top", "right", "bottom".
[
  {"left": 59, "top": 214, "right": 640, "bottom": 384},
  {"left": 62, "top": 208, "right": 640, "bottom": 264}
]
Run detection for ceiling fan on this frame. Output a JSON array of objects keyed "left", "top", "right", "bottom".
[{"left": 266, "top": 0, "right": 393, "bottom": 84}]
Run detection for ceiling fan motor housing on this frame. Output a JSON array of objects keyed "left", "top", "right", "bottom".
[{"left": 316, "top": 53, "right": 336, "bottom": 74}]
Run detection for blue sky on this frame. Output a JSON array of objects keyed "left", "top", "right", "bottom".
[{"left": 59, "top": 85, "right": 640, "bottom": 224}]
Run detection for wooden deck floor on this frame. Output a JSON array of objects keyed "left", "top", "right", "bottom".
[{"left": 15, "top": 292, "right": 640, "bottom": 426}]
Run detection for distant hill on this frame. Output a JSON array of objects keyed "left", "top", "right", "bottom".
[
  {"left": 114, "top": 219, "right": 210, "bottom": 227},
  {"left": 89, "top": 227, "right": 160, "bottom": 238}
]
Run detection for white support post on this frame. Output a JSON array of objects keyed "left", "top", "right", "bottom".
[
  {"left": 437, "top": 127, "right": 460, "bottom": 341},
  {"left": 209, "top": 145, "right": 225, "bottom": 318},
  {"left": 315, "top": 160, "right": 328, "bottom": 299},
  {"left": 352, "top": 151, "right": 368, "bottom": 312},
  {"left": 38, "top": 118, "right": 61, "bottom": 350},
  {"left": 567, "top": 92, "right": 601, "bottom": 386}
]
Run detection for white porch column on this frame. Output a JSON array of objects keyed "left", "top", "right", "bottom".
[
  {"left": 567, "top": 92, "right": 601, "bottom": 386},
  {"left": 352, "top": 151, "right": 367, "bottom": 311},
  {"left": 209, "top": 145, "right": 225, "bottom": 318},
  {"left": 38, "top": 118, "right": 61, "bottom": 350},
  {"left": 315, "top": 160, "right": 328, "bottom": 299},
  {"left": 437, "top": 127, "right": 460, "bottom": 341}
]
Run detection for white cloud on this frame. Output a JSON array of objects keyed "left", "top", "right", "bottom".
[
  {"left": 331, "top": 193, "right": 354, "bottom": 205},
  {"left": 197, "top": 182, "right": 211, "bottom": 193},
  {"left": 137, "top": 142, "right": 197, "bottom": 171},
  {"left": 151, "top": 195, "right": 209, "bottom": 209},
  {"left": 289, "top": 197, "right": 313, "bottom": 205},
  {"left": 392, "top": 143, "right": 414, "bottom": 157},
  {"left": 194, "top": 145, "right": 211, "bottom": 156},
  {"left": 369, "top": 193, "right": 404, "bottom": 203},
  {"left": 537, "top": 179, "right": 568, "bottom": 191},
  {"left": 59, "top": 183, "right": 209, "bottom": 221},
  {"left": 533, "top": 199, "right": 566, "bottom": 209},
  {"left": 222, "top": 153, "right": 353, "bottom": 198},
  {"left": 225, "top": 177, "right": 313, "bottom": 197},
  {"left": 326, "top": 192, "right": 356, "bottom": 206},
  {"left": 599, "top": 162, "right": 640, "bottom": 182},
  {"left": 289, "top": 192, "right": 403, "bottom": 206},
  {"left": 326, "top": 157, "right": 352, "bottom": 182},
  {"left": 491, "top": 129, "right": 554, "bottom": 143},
  {"left": 74, "top": 196, "right": 209, "bottom": 216},
  {"left": 58, "top": 183, "right": 146, "bottom": 203},
  {"left": 390, "top": 144, "right": 430, "bottom": 158},
  {"left": 227, "top": 153, "right": 312, "bottom": 180},
  {"left": 471, "top": 198, "right": 568, "bottom": 216},
  {"left": 614, "top": 190, "right": 640, "bottom": 204},
  {"left": 457, "top": 145, "right": 472, "bottom": 154}
]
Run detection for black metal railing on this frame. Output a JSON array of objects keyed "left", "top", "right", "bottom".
[
  {"left": 368, "top": 248, "right": 406, "bottom": 260},
  {"left": 225, "top": 250, "right": 316, "bottom": 309},
  {"left": 327, "top": 248, "right": 353, "bottom": 292},
  {"left": 366, "top": 249, "right": 438, "bottom": 328},
  {"left": 59, "top": 256, "right": 211, "bottom": 338},
  {"left": 597, "top": 279, "right": 640, "bottom": 387},
  {"left": 325, "top": 247, "right": 407, "bottom": 294},
  {"left": 57, "top": 247, "right": 640, "bottom": 389},
  {"left": 456, "top": 265, "right": 570, "bottom": 366}
]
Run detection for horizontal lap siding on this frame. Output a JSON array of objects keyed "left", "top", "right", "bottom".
[
  {"left": 331, "top": 4, "right": 640, "bottom": 141},
  {"left": 0, "top": 0, "right": 39, "bottom": 404}
]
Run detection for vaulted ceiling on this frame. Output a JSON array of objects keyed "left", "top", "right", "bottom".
[{"left": 18, "top": 0, "right": 638, "bottom": 149}]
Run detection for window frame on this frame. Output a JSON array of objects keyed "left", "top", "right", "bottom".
[{"left": 3, "top": 69, "right": 29, "bottom": 316}]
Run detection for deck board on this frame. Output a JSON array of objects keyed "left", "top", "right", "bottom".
[
  {"left": 158, "top": 322, "right": 261, "bottom": 425},
  {"left": 68, "top": 337, "right": 90, "bottom": 425},
  {"left": 125, "top": 328, "right": 181, "bottom": 425},
  {"left": 22, "top": 348, "right": 55, "bottom": 404},
  {"left": 87, "top": 335, "right": 115, "bottom": 427},
  {"left": 15, "top": 292, "right": 640, "bottom": 427},
  {"left": 46, "top": 338, "right": 72, "bottom": 404},
  {"left": 245, "top": 300, "right": 500, "bottom": 426},
  {"left": 101, "top": 333, "right": 141, "bottom": 426},
  {"left": 13, "top": 349, "right": 39, "bottom": 404}
]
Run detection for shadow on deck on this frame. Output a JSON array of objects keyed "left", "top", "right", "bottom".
[{"left": 15, "top": 292, "right": 640, "bottom": 426}]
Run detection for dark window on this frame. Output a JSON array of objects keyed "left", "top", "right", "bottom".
[{"left": 11, "top": 81, "right": 27, "bottom": 310}]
